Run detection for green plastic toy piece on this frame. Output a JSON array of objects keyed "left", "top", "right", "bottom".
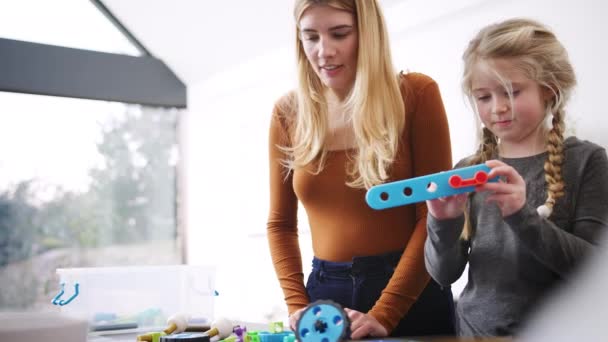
[
  {"left": 268, "top": 322, "right": 284, "bottom": 333},
  {"left": 246, "top": 331, "right": 260, "bottom": 342}
]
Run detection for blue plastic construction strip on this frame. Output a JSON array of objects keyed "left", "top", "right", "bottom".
[{"left": 366, "top": 164, "right": 498, "bottom": 210}]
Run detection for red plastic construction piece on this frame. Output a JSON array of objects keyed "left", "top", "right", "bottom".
[{"left": 448, "top": 171, "right": 489, "bottom": 188}]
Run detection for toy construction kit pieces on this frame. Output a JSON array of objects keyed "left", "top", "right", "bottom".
[
  {"left": 366, "top": 163, "right": 498, "bottom": 210},
  {"left": 296, "top": 300, "right": 350, "bottom": 342},
  {"left": 137, "top": 317, "right": 231, "bottom": 342}
]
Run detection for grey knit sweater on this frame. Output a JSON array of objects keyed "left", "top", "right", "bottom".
[{"left": 424, "top": 137, "right": 608, "bottom": 337}]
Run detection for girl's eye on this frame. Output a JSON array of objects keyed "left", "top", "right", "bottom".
[{"left": 476, "top": 95, "right": 491, "bottom": 102}]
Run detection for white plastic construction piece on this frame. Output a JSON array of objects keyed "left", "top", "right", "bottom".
[
  {"left": 166, "top": 313, "right": 191, "bottom": 334},
  {"left": 204, "top": 318, "right": 233, "bottom": 339}
]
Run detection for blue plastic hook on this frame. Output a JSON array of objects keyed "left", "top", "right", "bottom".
[{"left": 51, "top": 282, "right": 80, "bottom": 306}]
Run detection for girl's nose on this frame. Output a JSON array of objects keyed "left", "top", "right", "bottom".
[{"left": 492, "top": 96, "right": 510, "bottom": 115}]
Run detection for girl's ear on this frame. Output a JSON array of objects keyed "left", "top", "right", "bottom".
[{"left": 542, "top": 85, "right": 555, "bottom": 102}]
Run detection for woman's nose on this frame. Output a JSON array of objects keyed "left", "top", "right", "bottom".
[{"left": 317, "top": 38, "right": 336, "bottom": 59}]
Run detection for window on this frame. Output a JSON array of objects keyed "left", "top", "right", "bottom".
[
  {"left": 0, "top": 0, "right": 139, "bottom": 55},
  {"left": 0, "top": 92, "right": 182, "bottom": 311}
]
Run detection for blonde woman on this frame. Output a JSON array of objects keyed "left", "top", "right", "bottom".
[
  {"left": 267, "top": 0, "right": 455, "bottom": 339},
  {"left": 425, "top": 18, "right": 608, "bottom": 337}
]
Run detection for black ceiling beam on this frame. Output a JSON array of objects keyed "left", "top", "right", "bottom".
[{"left": 0, "top": 38, "right": 186, "bottom": 108}]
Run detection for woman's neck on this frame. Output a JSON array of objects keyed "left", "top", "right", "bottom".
[
  {"left": 326, "top": 85, "right": 352, "bottom": 103},
  {"left": 325, "top": 91, "right": 356, "bottom": 151}
]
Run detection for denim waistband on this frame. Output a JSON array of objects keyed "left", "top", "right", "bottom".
[{"left": 311, "top": 250, "right": 403, "bottom": 275}]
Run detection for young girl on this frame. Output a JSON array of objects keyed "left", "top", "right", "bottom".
[
  {"left": 268, "top": 0, "right": 455, "bottom": 339},
  {"left": 424, "top": 18, "right": 608, "bottom": 337}
]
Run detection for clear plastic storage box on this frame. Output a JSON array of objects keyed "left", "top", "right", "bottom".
[{"left": 54, "top": 265, "right": 215, "bottom": 330}]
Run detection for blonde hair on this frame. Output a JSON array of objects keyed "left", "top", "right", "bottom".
[
  {"left": 461, "top": 18, "right": 576, "bottom": 239},
  {"left": 282, "top": 0, "right": 404, "bottom": 189}
]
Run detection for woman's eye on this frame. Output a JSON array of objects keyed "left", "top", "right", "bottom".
[
  {"left": 477, "top": 95, "right": 491, "bottom": 102},
  {"left": 332, "top": 31, "right": 350, "bottom": 39}
]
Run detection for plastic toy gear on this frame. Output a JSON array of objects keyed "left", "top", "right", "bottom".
[{"left": 295, "top": 300, "right": 350, "bottom": 342}]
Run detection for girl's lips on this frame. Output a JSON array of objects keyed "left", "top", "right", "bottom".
[{"left": 494, "top": 120, "right": 513, "bottom": 128}]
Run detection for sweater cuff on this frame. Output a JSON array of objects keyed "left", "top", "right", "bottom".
[
  {"left": 427, "top": 213, "right": 465, "bottom": 246},
  {"left": 368, "top": 309, "right": 397, "bottom": 334}
]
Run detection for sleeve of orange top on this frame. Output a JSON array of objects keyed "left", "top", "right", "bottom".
[
  {"left": 266, "top": 98, "right": 309, "bottom": 315},
  {"left": 368, "top": 75, "right": 453, "bottom": 332}
]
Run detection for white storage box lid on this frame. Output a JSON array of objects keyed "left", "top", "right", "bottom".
[{"left": 54, "top": 265, "right": 215, "bottom": 331}]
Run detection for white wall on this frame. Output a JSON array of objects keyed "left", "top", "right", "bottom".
[
  {"left": 386, "top": 0, "right": 608, "bottom": 162},
  {"left": 184, "top": 0, "right": 608, "bottom": 323},
  {"left": 183, "top": 47, "right": 305, "bottom": 322}
]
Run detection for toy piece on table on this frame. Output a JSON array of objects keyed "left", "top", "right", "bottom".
[
  {"left": 164, "top": 313, "right": 191, "bottom": 334},
  {"left": 185, "top": 324, "right": 212, "bottom": 332},
  {"left": 296, "top": 300, "right": 349, "bottom": 342},
  {"left": 219, "top": 336, "right": 237, "bottom": 342},
  {"left": 202, "top": 318, "right": 233, "bottom": 340},
  {"left": 243, "top": 330, "right": 294, "bottom": 342},
  {"left": 257, "top": 331, "right": 294, "bottom": 342},
  {"left": 184, "top": 317, "right": 212, "bottom": 332},
  {"left": 160, "top": 333, "right": 210, "bottom": 342},
  {"left": 246, "top": 331, "right": 260, "bottom": 342},
  {"left": 163, "top": 313, "right": 211, "bottom": 334},
  {"left": 137, "top": 331, "right": 166, "bottom": 342},
  {"left": 137, "top": 313, "right": 191, "bottom": 342},
  {"left": 366, "top": 163, "right": 498, "bottom": 210},
  {"left": 233, "top": 325, "right": 247, "bottom": 342},
  {"left": 267, "top": 322, "right": 283, "bottom": 334}
]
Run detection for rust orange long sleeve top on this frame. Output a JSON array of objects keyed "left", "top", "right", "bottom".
[{"left": 267, "top": 72, "right": 453, "bottom": 332}]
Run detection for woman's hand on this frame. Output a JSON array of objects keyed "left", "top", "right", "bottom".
[
  {"left": 475, "top": 159, "right": 526, "bottom": 217},
  {"left": 288, "top": 307, "right": 308, "bottom": 331},
  {"left": 426, "top": 193, "right": 468, "bottom": 220},
  {"left": 344, "top": 308, "right": 388, "bottom": 340}
]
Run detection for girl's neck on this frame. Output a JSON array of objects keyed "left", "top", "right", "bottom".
[{"left": 498, "top": 133, "right": 547, "bottom": 158}]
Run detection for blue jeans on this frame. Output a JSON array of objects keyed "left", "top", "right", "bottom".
[{"left": 305, "top": 251, "right": 455, "bottom": 337}]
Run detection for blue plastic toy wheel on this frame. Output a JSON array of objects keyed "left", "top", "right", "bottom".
[{"left": 295, "top": 300, "right": 349, "bottom": 342}]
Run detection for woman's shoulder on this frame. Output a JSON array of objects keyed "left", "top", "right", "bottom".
[
  {"left": 398, "top": 71, "right": 439, "bottom": 93},
  {"left": 271, "top": 91, "right": 297, "bottom": 126},
  {"left": 398, "top": 71, "right": 442, "bottom": 110},
  {"left": 273, "top": 91, "right": 296, "bottom": 115}
]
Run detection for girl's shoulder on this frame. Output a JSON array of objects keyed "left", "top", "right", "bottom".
[
  {"left": 564, "top": 136, "right": 606, "bottom": 166},
  {"left": 563, "top": 136, "right": 607, "bottom": 168},
  {"left": 564, "top": 136, "right": 605, "bottom": 154}
]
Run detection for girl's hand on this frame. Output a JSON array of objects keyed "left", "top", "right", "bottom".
[
  {"left": 476, "top": 159, "right": 526, "bottom": 217},
  {"left": 288, "top": 306, "right": 308, "bottom": 331},
  {"left": 344, "top": 308, "right": 388, "bottom": 340},
  {"left": 426, "top": 193, "right": 468, "bottom": 220}
]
